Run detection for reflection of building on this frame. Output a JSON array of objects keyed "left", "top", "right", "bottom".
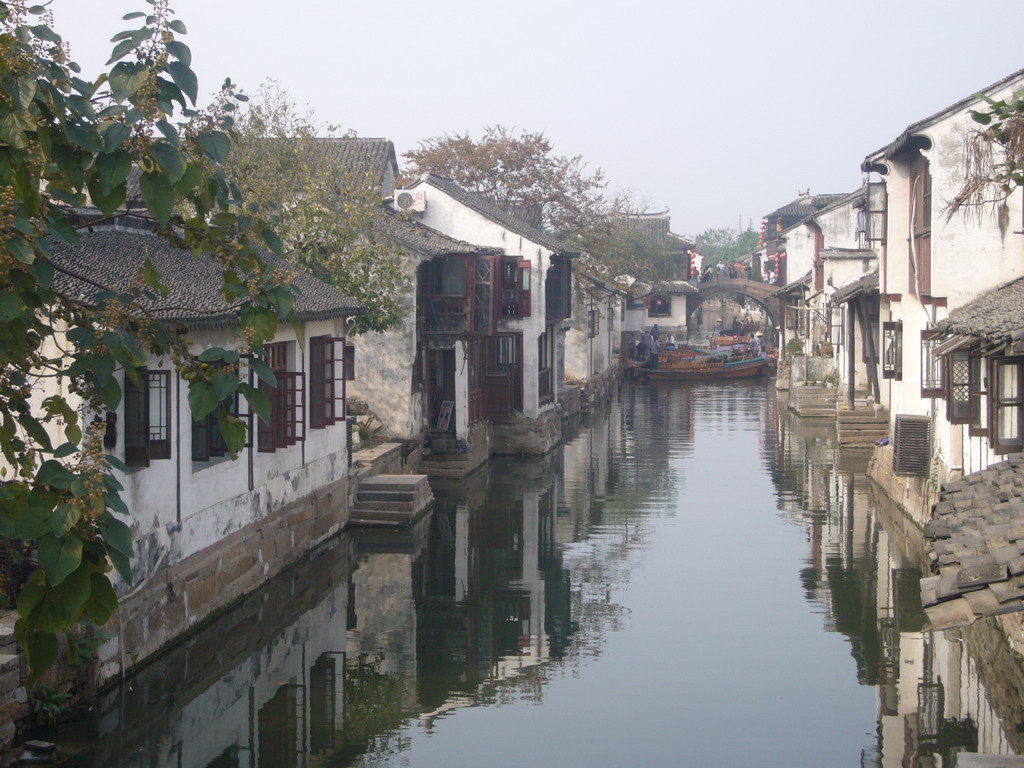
[{"left": 771, "top": 400, "right": 1024, "bottom": 765}]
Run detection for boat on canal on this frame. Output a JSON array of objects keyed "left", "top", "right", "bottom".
[{"left": 624, "top": 335, "right": 770, "bottom": 381}]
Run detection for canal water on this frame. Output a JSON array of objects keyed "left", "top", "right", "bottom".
[{"left": 58, "top": 380, "right": 1024, "bottom": 766}]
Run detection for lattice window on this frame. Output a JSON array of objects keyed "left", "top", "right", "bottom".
[
  {"left": 474, "top": 256, "right": 493, "bottom": 335},
  {"left": 588, "top": 309, "right": 599, "bottom": 338},
  {"left": 946, "top": 350, "right": 970, "bottom": 423}
]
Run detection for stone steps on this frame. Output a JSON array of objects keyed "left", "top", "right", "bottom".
[
  {"left": 837, "top": 405, "right": 888, "bottom": 447},
  {"left": 347, "top": 475, "right": 433, "bottom": 528},
  {"left": 419, "top": 459, "right": 470, "bottom": 478}
]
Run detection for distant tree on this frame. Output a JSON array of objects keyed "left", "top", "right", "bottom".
[
  {"left": 576, "top": 197, "right": 681, "bottom": 285},
  {"left": 945, "top": 86, "right": 1024, "bottom": 220},
  {"left": 228, "top": 83, "right": 409, "bottom": 334},
  {"left": 694, "top": 227, "right": 759, "bottom": 265},
  {"left": 0, "top": 2, "right": 299, "bottom": 679},
  {"left": 403, "top": 125, "right": 608, "bottom": 238}
]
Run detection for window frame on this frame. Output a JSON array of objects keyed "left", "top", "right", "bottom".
[
  {"left": 920, "top": 329, "right": 943, "bottom": 398},
  {"left": 124, "top": 367, "right": 171, "bottom": 467},
  {"left": 309, "top": 336, "right": 346, "bottom": 429},
  {"left": 991, "top": 357, "right": 1024, "bottom": 454},
  {"left": 882, "top": 321, "right": 903, "bottom": 381},
  {"left": 945, "top": 349, "right": 971, "bottom": 423},
  {"left": 648, "top": 295, "right": 671, "bottom": 318},
  {"left": 968, "top": 354, "right": 989, "bottom": 437},
  {"left": 257, "top": 341, "right": 306, "bottom": 453}
]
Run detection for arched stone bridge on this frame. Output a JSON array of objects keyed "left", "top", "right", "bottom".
[{"left": 688, "top": 277, "right": 780, "bottom": 328}]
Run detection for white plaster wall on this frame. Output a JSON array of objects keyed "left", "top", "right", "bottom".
[
  {"left": 780, "top": 221, "right": 816, "bottom": 282},
  {"left": 815, "top": 201, "right": 861, "bottom": 248},
  {"left": 565, "top": 281, "right": 616, "bottom": 381},
  {"left": 347, "top": 258, "right": 421, "bottom": 439},
  {"left": 875, "top": 74, "right": 1024, "bottom": 475},
  {"left": 114, "top": 318, "right": 351, "bottom": 586}
]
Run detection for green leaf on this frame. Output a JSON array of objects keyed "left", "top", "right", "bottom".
[
  {"left": 0, "top": 290, "right": 26, "bottom": 321},
  {"left": 188, "top": 380, "right": 220, "bottom": 422},
  {"left": 247, "top": 357, "right": 277, "bottom": 388},
  {"left": 6, "top": 236, "right": 34, "bottom": 264},
  {"left": 65, "top": 123, "right": 103, "bottom": 153},
  {"left": 95, "top": 150, "right": 132, "bottom": 195},
  {"left": 168, "top": 19, "right": 187, "bottom": 34},
  {"left": 92, "top": 355, "right": 115, "bottom": 387},
  {"left": 241, "top": 384, "right": 271, "bottom": 423},
  {"left": 148, "top": 141, "right": 183, "bottom": 181},
  {"left": 156, "top": 119, "right": 179, "bottom": 144},
  {"left": 211, "top": 369, "right": 236, "bottom": 401},
  {"left": 106, "top": 548, "right": 132, "bottom": 585},
  {"left": 104, "top": 453, "right": 128, "bottom": 473},
  {"left": 51, "top": 503, "right": 80, "bottom": 538},
  {"left": 122, "top": 11, "right": 146, "bottom": 19},
  {"left": 137, "top": 257, "right": 169, "bottom": 297},
  {"left": 166, "top": 61, "right": 198, "bottom": 105},
  {"left": 218, "top": 411, "right": 247, "bottom": 455},
  {"left": 101, "top": 121, "right": 131, "bottom": 152},
  {"left": 139, "top": 171, "right": 174, "bottom": 225},
  {"left": 98, "top": 514, "right": 133, "bottom": 559},
  {"left": 198, "top": 130, "right": 230, "bottom": 163},
  {"left": 52, "top": 442, "right": 76, "bottom": 459},
  {"left": 106, "top": 36, "right": 137, "bottom": 65},
  {"left": 108, "top": 62, "right": 148, "bottom": 101},
  {"left": 84, "top": 573, "right": 118, "bottom": 625},
  {"left": 37, "top": 533, "right": 84, "bottom": 587},
  {"left": 10, "top": 75, "right": 36, "bottom": 111},
  {"left": 198, "top": 347, "right": 228, "bottom": 362},
  {"left": 86, "top": 174, "right": 127, "bottom": 217},
  {"left": 166, "top": 40, "right": 191, "bottom": 66},
  {"left": 16, "top": 621, "right": 56, "bottom": 684}
]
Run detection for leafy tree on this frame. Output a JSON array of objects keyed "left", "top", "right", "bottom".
[
  {"left": 227, "top": 83, "right": 408, "bottom": 334},
  {"left": 403, "top": 125, "right": 608, "bottom": 238},
  {"left": 0, "top": 1, "right": 297, "bottom": 680},
  {"left": 576, "top": 203, "right": 681, "bottom": 285},
  {"left": 694, "top": 227, "right": 759, "bottom": 265},
  {"left": 945, "top": 86, "right": 1024, "bottom": 220}
]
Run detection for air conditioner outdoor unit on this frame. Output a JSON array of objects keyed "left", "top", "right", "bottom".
[
  {"left": 892, "top": 414, "right": 931, "bottom": 478},
  {"left": 394, "top": 189, "right": 426, "bottom": 212}
]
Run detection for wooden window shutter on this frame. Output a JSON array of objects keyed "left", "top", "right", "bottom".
[
  {"left": 310, "top": 337, "right": 327, "bottom": 429},
  {"left": 892, "top": 414, "right": 931, "bottom": 477},
  {"left": 124, "top": 368, "right": 149, "bottom": 467}
]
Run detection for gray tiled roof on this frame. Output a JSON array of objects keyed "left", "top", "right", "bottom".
[
  {"left": 371, "top": 206, "right": 502, "bottom": 257},
  {"left": 921, "top": 454, "right": 1024, "bottom": 629},
  {"left": 830, "top": 270, "right": 879, "bottom": 304},
  {"left": 619, "top": 211, "right": 693, "bottom": 251},
  {"left": 51, "top": 226, "right": 362, "bottom": 330},
  {"left": 766, "top": 194, "right": 848, "bottom": 220},
  {"left": 934, "top": 276, "right": 1024, "bottom": 343},
  {"left": 414, "top": 174, "right": 575, "bottom": 255},
  {"left": 313, "top": 137, "right": 398, "bottom": 192}
]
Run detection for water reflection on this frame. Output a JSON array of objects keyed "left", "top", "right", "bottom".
[{"left": 58, "top": 381, "right": 1024, "bottom": 767}]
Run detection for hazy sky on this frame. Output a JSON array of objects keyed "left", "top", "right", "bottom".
[{"left": 50, "top": 0, "right": 1023, "bottom": 237}]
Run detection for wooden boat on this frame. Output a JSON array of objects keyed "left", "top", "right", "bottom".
[{"left": 627, "top": 344, "right": 768, "bottom": 381}]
